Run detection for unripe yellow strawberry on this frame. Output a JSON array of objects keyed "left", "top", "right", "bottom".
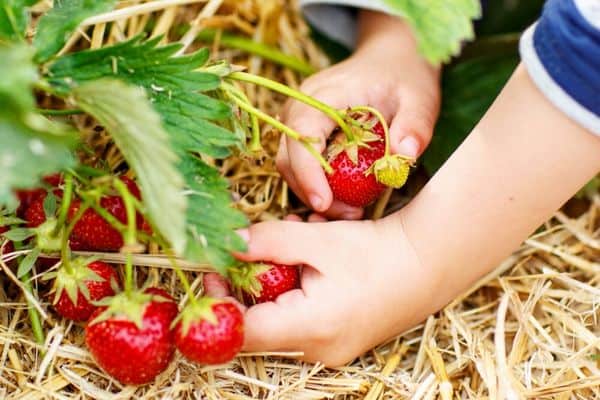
[{"left": 367, "top": 155, "right": 413, "bottom": 189}]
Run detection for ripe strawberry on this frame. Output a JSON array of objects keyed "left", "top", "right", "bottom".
[
  {"left": 24, "top": 196, "right": 48, "bottom": 228},
  {"left": 68, "top": 199, "right": 126, "bottom": 252},
  {"left": 68, "top": 177, "right": 148, "bottom": 252},
  {"left": 15, "top": 173, "right": 63, "bottom": 218},
  {"left": 0, "top": 226, "right": 14, "bottom": 257},
  {"left": 16, "top": 188, "right": 46, "bottom": 218},
  {"left": 230, "top": 262, "right": 300, "bottom": 305},
  {"left": 51, "top": 260, "right": 119, "bottom": 322},
  {"left": 85, "top": 288, "right": 178, "bottom": 385},
  {"left": 326, "top": 120, "right": 386, "bottom": 208},
  {"left": 174, "top": 299, "right": 244, "bottom": 365}
]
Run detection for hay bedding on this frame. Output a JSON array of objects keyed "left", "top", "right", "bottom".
[{"left": 1, "top": 1, "right": 599, "bottom": 398}]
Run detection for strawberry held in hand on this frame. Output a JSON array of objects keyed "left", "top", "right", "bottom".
[
  {"left": 174, "top": 298, "right": 244, "bottom": 365},
  {"left": 49, "top": 260, "right": 119, "bottom": 322},
  {"left": 325, "top": 117, "right": 387, "bottom": 208},
  {"left": 230, "top": 262, "right": 300, "bottom": 305},
  {"left": 85, "top": 288, "right": 178, "bottom": 385}
]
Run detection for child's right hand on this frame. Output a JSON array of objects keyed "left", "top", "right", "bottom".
[
  {"left": 277, "top": 10, "right": 440, "bottom": 219},
  {"left": 204, "top": 214, "right": 444, "bottom": 366}
]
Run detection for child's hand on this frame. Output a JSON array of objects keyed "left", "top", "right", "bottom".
[
  {"left": 204, "top": 215, "right": 444, "bottom": 366},
  {"left": 277, "top": 10, "right": 440, "bottom": 219}
]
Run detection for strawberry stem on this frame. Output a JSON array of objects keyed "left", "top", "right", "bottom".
[
  {"left": 113, "top": 179, "right": 137, "bottom": 247},
  {"left": 113, "top": 178, "right": 139, "bottom": 296},
  {"left": 22, "top": 270, "right": 45, "bottom": 346},
  {"left": 197, "top": 29, "right": 316, "bottom": 76},
  {"left": 346, "top": 106, "right": 392, "bottom": 156},
  {"left": 53, "top": 173, "right": 73, "bottom": 237},
  {"left": 124, "top": 253, "right": 134, "bottom": 296},
  {"left": 222, "top": 82, "right": 263, "bottom": 153},
  {"left": 228, "top": 94, "right": 333, "bottom": 174},
  {"left": 227, "top": 72, "right": 354, "bottom": 141},
  {"left": 168, "top": 252, "right": 198, "bottom": 306},
  {"left": 61, "top": 201, "right": 90, "bottom": 274},
  {"left": 153, "top": 236, "right": 198, "bottom": 306}
]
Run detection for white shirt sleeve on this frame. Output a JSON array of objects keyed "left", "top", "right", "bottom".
[{"left": 299, "top": 0, "right": 399, "bottom": 48}]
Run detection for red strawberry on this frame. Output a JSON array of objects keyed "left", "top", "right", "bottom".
[
  {"left": 174, "top": 299, "right": 244, "bottom": 365},
  {"left": 15, "top": 173, "right": 63, "bottom": 217},
  {"left": 16, "top": 188, "right": 46, "bottom": 218},
  {"left": 0, "top": 226, "right": 14, "bottom": 257},
  {"left": 68, "top": 178, "right": 148, "bottom": 252},
  {"left": 85, "top": 288, "right": 178, "bottom": 385},
  {"left": 230, "top": 262, "right": 300, "bottom": 305},
  {"left": 326, "top": 120, "right": 386, "bottom": 208},
  {"left": 68, "top": 199, "right": 125, "bottom": 252},
  {"left": 51, "top": 260, "right": 119, "bottom": 322},
  {"left": 24, "top": 196, "right": 48, "bottom": 228}
]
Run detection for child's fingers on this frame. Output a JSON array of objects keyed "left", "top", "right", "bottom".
[
  {"left": 389, "top": 88, "right": 440, "bottom": 158},
  {"left": 278, "top": 137, "right": 364, "bottom": 220},
  {"left": 203, "top": 273, "right": 231, "bottom": 298},
  {"left": 234, "top": 221, "right": 322, "bottom": 267},
  {"left": 242, "top": 289, "right": 315, "bottom": 352},
  {"left": 203, "top": 273, "right": 247, "bottom": 313},
  {"left": 280, "top": 93, "right": 340, "bottom": 213}
]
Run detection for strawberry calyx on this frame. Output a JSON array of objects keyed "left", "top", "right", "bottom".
[
  {"left": 45, "top": 257, "right": 108, "bottom": 306},
  {"left": 367, "top": 154, "right": 415, "bottom": 189},
  {"left": 228, "top": 262, "right": 271, "bottom": 297},
  {"left": 327, "top": 126, "right": 382, "bottom": 166},
  {"left": 89, "top": 289, "right": 173, "bottom": 329},
  {"left": 171, "top": 297, "right": 224, "bottom": 335},
  {"left": 34, "top": 218, "right": 63, "bottom": 252}
]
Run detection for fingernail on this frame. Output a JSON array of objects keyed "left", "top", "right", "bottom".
[
  {"left": 236, "top": 229, "right": 250, "bottom": 244},
  {"left": 342, "top": 210, "right": 362, "bottom": 220},
  {"left": 309, "top": 194, "right": 323, "bottom": 211},
  {"left": 397, "top": 136, "right": 420, "bottom": 158}
]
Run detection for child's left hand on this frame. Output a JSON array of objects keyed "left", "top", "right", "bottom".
[{"left": 204, "top": 215, "right": 443, "bottom": 366}]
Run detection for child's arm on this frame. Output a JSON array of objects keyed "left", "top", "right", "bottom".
[
  {"left": 203, "top": 63, "right": 599, "bottom": 366},
  {"left": 278, "top": 8, "right": 440, "bottom": 219},
  {"left": 203, "top": 0, "right": 600, "bottom": 365}
]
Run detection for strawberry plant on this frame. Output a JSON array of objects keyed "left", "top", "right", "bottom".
[{"left": 0, "top": 0, "right": 485, "bottom": 388}]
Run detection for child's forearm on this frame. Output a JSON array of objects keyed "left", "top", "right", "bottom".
[{"left": 386, "top": 65, "right": 600, "bottom": 306}]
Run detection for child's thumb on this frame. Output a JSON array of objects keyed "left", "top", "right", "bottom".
[
  {"left": 389, "top": 95, "right": 439, "bottom": 158},
  {"left": 242, "top": 289, "right": 313, "bottom": 353}
]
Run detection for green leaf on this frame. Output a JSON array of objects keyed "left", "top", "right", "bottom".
[
  {"left": 0, "top": 0, "right": 37, "bottom": 42},
  {"left": 2, "top": 227, "right": 35, "bottom": 241},
  {"left": 17, "top": 247, "right": 40, "bottom": 278},
  {"left": 422, "top": 53, "right": 518, "bottom": 174},
  {"left": 71, "top": 79, "right": 188, "bottom": 254},
  {"left": 180, "top": 155, "right": 247, "bottom": 273},
  {"left": 0, "top": 216, "right": 26, "bottom": 226},
  {"left": 0, "top": 45, "right": 76, "bottom": 207},
  {"left": 0, "top": 44, "right": 37, "bottom": 112},
  {"left": 47, "top": 36, "right": 239, "bottom": 158},
  {"left": 384, "top": 0, "right": 481, "bottom": 64},
  {"left": 43, "top": 192, "right": 57, "bottom": 218},
  {"left": 33, "top": 0, "right": 116, "bottom": 62}
]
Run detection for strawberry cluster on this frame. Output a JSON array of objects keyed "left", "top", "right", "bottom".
[{"left": 2, "top": 178, "right": 301, "bottom": 385}]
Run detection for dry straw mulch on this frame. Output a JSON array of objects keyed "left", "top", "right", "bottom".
[{"left": 1, "top": 1, "right": 599, "bottom": 398}]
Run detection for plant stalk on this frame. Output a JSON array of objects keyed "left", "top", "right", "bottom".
[
  {"left": 54, "top": 174, "right": 73, "bottom": 236},
  {"left": 197, "top": 29, "right": 316, "bottom": 76},
  {"left": 227, "top": 71, "right": 354, "bottom": 141},
  {"left": 22, "top": 271, "right": 45, "bottom": 346},
  {"left": 228, "top": 94, "right": 333, "bottom": 173}
]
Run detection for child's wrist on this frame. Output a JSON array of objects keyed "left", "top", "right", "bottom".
[{"left": 357, "top": 10, "right": 417, "bottom": 55}]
